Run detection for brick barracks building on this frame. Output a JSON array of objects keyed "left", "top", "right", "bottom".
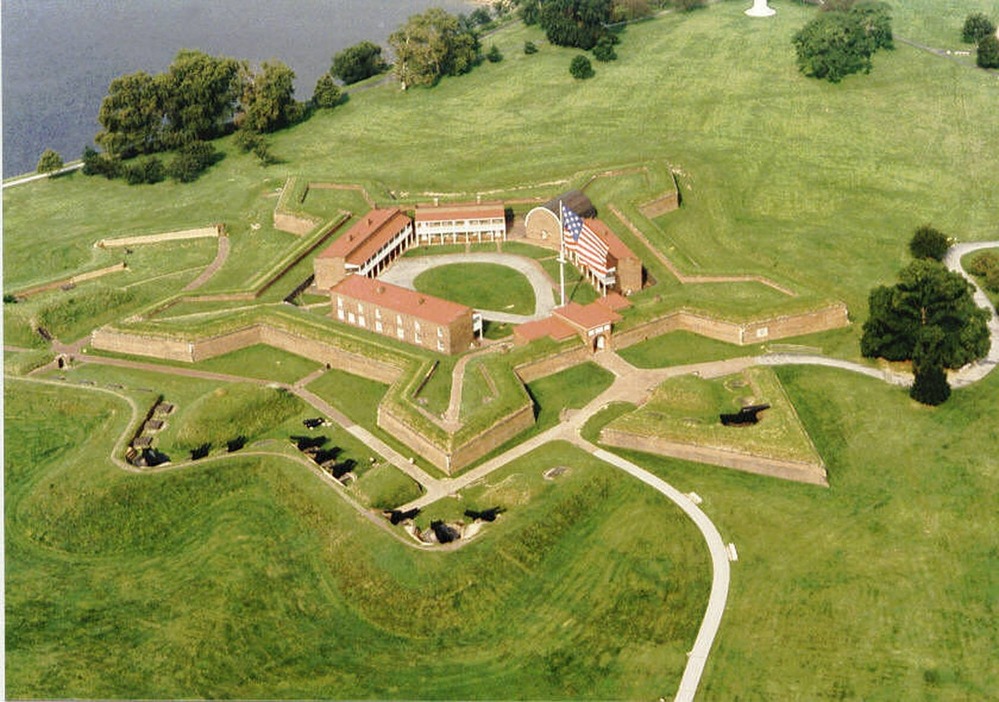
[
  {"left": 331, "top": 275, "right": 477, "bottom": 355},
  {"left": 314, "top": 208, "right": 414, "bottom": 289}
]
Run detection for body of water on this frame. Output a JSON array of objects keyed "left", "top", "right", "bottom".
[{"left": 1, "top": 0, "right": 474, "bottom": 176}]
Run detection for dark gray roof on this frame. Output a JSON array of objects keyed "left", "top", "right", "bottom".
[{"left": 542, "top": 190, "right": 596, "bottom": 219}]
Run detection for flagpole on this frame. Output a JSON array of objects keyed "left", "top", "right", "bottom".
[{"left": 558, "top": 200, "right": 566, "bottom": 308}]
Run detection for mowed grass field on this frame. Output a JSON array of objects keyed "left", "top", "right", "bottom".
[{"left": 4, "top": 0, "right": 999, "bottom": 699}]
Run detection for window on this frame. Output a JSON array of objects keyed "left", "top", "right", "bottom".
[
  {"left": 348, "top": 312, "right": 356, "bottom": 324},
  {"left": 397, "top": 327, "right": 405, "bottom": 339},
  {"left": 414, "top": 321, "right": 421, "bottom": 333},
  {"left": 336, "top": 296, "right": 343, "bottom": 309},
  {"left": 375, "top": 321, "right": 383, "bottom": 333},
  {"left": 359, "top": 316, "right": 366, "bottom": 328},
  {"left": 375, "top": 309, "right": 382, "bottom": 320},
  {"left": 437, "top": 339, "right": 445, "bottom": 352},
  {"left": 337, "top": 309, "right": 345, "bottom": 321},
  {"left": 437, "top": 327, "right": 443, "bottom": 338},
  {"left": 396, "top": 314, "right": 403, "bottom": 326}
]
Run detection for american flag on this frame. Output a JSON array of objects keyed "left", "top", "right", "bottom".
[
  {"left": 561, "top": 201, "right": 585, "bottom": 249},
  {"left": 561, "top": 203, "right": 610, "bottom": 276}
]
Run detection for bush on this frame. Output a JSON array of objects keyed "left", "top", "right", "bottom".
[
  {"left": 311, "top": 73, "right": 343, "bottom": 109},
  {"left": 570, "top": 54, "right": 595, "bottom": 79},
  {"left": 966, "top": 251, "right": 999, "bottom": 292},
  {"left": 81, "top": 146, "right": 120, "bottom": 179},
  {"left": 909, "top": 225, "right": 949, "bottom": 261},
  {"left": 593, "top": 36, "right": 617, "bottom": 62},
  {"left": 167, "top": 140, "right": 220, "bottom": 182},
  {"left": 487, "top": 45, "right": 504, "bottom": 63},
  {"left": 123, "top": 157, "right": 164, "bottom": 185},
  {"left": 910, "top": 362, "right": 951, "bottom": 405},
  {"left": 331, "top": 41, "right": 388, "bottom": 85},
  {"left": 524, "top": 40, "right": 538, "bottom": 54},
  {"left": 962, "top": 12, "right": 996, "bottom": 44},
  {"left": 977, "top": 34, "right": 999, "bottom": 69},
  {"left": 36, "top": 148, "right": 64, "bottom": 174}
]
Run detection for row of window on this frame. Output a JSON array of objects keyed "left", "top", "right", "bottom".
[{"left": 336, "top": 301, "right": 447, "bottom": 351}]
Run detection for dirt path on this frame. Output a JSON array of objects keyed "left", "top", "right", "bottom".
[{"left": 182, "top": 236, "right": 230, "bottom": 292}]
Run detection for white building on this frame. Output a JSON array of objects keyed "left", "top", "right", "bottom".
[{"left": 414, "top": 201, "right": 506, "bottom": 245}]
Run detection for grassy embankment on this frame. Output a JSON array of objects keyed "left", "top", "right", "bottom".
[{"left": 5, "top": 380, "right": 709, "bottom": 699}]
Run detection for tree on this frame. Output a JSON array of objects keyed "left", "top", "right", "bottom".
[
  {"left": 96, "top": 71, "right": 164, "bottom": 157},
  {"left": 910, "top": 362, "right": 950, "bottom": 405},
  {"left": 487, "top": 45, "right": 504, "bottom": 63},
  {"left": 861, "top": 259, "right": 990, "bottom": 369},
  {"left": 36, "top": 149, "right": 64, "bottom": 174},
  {"left": 962, "top": 12, "right": 996, "bottom": 44},
  {"left": 161, "top": 50, "right": 244, "bottom": 145},
  {"left": 311, "top": 73, "right": 343, "bottom": 109},
  {"left": 541, "top": 0, "right": 614, "bottom": 50},
  {"left": 570, "top": 54, "right": 595, "bottom": 79},
  {"left": 331, "top": 41, "right": 388, "bottom": 84},
  {"left": 389, "top": 8, "right": 480, "bottom": 89},
  {"left": 239, "top": 60, "right": 297, "bottom": 133},
  {"left": 909, "top": 225, "right": 949, "bottom": 261},
  {"left": 793, "top": 3, "right": 893, "bottom": 82},
  {"left": 519, "top": 0, "right": 542, "bottom": 25},
  {"left": 977, "top": 34, "right": 999, "bottom": 69}
]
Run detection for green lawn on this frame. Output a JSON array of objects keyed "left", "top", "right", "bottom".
[
  {"left": 619, "top": 330, "right": 758, "bottom": 368},
  {"left": 413, "top": 262, "right": 536, "bottom": 315},
  {"left": 606, "top": 366, "right": 999, "bottom": 699}
]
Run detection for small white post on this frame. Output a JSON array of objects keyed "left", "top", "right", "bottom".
[{"left": 745, "top": 0, "right": 775, "bottom": 17}]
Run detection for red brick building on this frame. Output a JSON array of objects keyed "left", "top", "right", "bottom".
[
  {"left": 331, "top": 275, "right": 476, "bottom": 355},
  {"left": 314, "top": 208, "right": 414, "bottom": 289}
]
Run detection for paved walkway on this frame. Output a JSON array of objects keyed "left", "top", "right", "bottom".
[
  {"left": 2, "top": 162, "right": 82, "bottom": 189},
  {"left": 379, "top": 253, "right": 557, "bottom": 323},
  {"left": 944, "top": 242, "right": 999, "bottom": 387},
  {"left": 182, "top": 236, "right": 230, "bottom": 291}
]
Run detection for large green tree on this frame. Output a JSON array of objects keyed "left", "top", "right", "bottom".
[
  {"left": 793, "top": 2, "right": 893, "bottom": 82},
  {"left": 95, "top": 71, "right": 165, "bottom": 157},
  {"left": 161, "top": 50, "right": 244, "bottom": 145},
  {"left": 977, "top": 34, "right": 999, "bottom": 69},
  {"left": 389, "top": 8, "right": 480, "bottom": 89},
  {"left": 962, "top": 12, "right": 996, "bottom": 44},
  {"left": 861, "top": 259, "right": 990, "bottom": 369},
  {"left": 239, "top": 60, "right": 298, "bottom": 133},
  {"left": 332, "top": 41, "right": 388, "bottom": 84},
  {"left": 540, "top": 0, "right": 614, "bottom": 50}
]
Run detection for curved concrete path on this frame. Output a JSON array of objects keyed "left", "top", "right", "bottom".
[
  {"left": 378, "top": 253, "right": 557, "bottom": 323},
  {"left": 944, "top": 242, "right": 999, "bottom": 387}
]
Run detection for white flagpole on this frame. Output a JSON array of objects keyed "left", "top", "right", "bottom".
[{"left": 558, "top": 201, "right": 566, "bottom": 308}]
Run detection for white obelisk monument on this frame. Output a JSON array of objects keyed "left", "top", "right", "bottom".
[{"left": 745, "top": 0, "right": 776, "bottom": 17}]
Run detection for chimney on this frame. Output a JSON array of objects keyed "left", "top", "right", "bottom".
[
  {"left": 418, "top": 297, "right": 425, "bottom": 305},
  {"left": 376, "top": 285, "right": 385, "bottom": 294}
]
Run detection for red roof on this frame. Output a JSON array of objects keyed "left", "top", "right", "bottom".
[
  {"left": 415, "top": 201, "right": 505, "bottom": 222},
  {"left": 332, "top": 275, "right": 470, "bottom": 326},
  {"left": 514, "top": 317, "right": 577, "bottom": 344},
  {"left": 584, "top": 218, "right": 637, "bottom": 261},
  {"left": 318, "top": 209, "right": 412, "bottom": 265},
  {"left": 555, "top": 301, "right": 622, "bottom": 332}
]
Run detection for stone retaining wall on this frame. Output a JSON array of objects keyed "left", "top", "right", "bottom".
[
  {"left": 600, "top": 428, "right": 829, "bottom": 486},
  {"left": 613, "top": 303, "right": 850, "bottom": 350},
  {"left": 377, "top": 398, "right": 534, "bottom": 474},
  {"left": 97, "top": 226, "right": 220, "bottom": 248},
  {"left": 15, "top": 262, "right": 128, "bottom": 298},
  {"left": 90, "top": 324, "right": 403, "bottom": 384},
  {"left": 514, "top": 345, "right": 593, "bottom": 383},
  {"left": 449, "top": 402, "right": 535, "bottom": 470},
  {"left": 91, "top": 329, "right": 193, "bottom": 362}
]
